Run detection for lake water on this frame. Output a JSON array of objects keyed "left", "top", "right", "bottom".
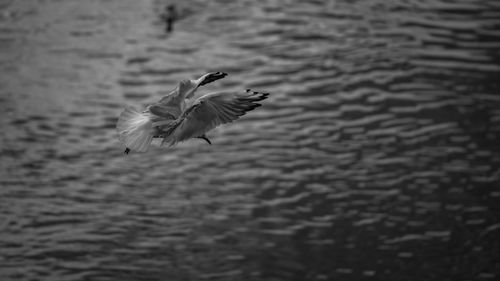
[{"left": 1, "top": 0, "right": 499, "bottom": 280}]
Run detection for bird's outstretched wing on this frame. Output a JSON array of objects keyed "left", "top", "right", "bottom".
[
  {"left": 154, "top": 72, "right": 228, "bottom": 108},
  {"left": 159, "top": 89, "right": 268, "bottom": 145}
]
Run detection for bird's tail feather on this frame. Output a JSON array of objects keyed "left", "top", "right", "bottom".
[{"left": 116, "top": 107, "right": 155, "bottom": 153}]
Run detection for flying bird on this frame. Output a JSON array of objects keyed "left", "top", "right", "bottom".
[{"left": 116, "top": 72, "right": 269, "bottom": 154}]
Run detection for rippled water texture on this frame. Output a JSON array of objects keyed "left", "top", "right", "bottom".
[{"left": 1, "top": 0, "right": 500, "bottom": 280}]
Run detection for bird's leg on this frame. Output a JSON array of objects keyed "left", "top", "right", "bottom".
[{"left": 197, "top": 134, "right": 212, "bottom": 145}]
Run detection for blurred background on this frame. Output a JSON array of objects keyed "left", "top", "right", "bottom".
[{"left": 1, "top": 0, "right": 499, "bottom": 280}]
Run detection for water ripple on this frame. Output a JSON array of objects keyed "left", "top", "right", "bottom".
[{"left": 1, "top": 0, "right": 499, "bottom": 280}]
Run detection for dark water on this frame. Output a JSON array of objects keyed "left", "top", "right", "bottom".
[{"left": 1, "top": 0, "right": 500, "bottom": 280}]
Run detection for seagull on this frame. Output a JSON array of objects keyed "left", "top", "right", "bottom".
[{"left": 116, "top": 72, "right": 269, "bottom": 154}]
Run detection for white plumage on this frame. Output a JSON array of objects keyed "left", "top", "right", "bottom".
[
  {"left": 116, "top": 107, "right": 155, "bottom": 152},
  {"left": 116, "top": 72, "right": 268, "bottom": 154}
]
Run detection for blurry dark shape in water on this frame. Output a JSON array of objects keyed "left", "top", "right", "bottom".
[{"left": 160, "top": 4, "right": 177, "bottom": 33}]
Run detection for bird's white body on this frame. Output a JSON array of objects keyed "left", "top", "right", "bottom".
[{"left": 116, "top": 72, "right": 268, "bottom": 153}]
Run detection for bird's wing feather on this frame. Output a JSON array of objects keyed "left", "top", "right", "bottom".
[
  {"left": 154, "top": 72, "right": 228, "bottom": 108},
  {"left": 153, "top": 80, "right": 192, "bottom": 109},
  {"left": 163, "top": 90, "right": 268, "bottom": 145}
]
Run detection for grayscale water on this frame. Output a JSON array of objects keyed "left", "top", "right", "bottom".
[{"left": 1, "top": 0, "right": 499, "bottom": 280}]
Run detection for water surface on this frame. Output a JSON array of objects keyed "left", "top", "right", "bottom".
[{"left": 1, "top": 0, "right": 499, "bottom": 280}]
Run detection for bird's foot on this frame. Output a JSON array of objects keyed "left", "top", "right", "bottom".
[{"left": 197, "top": 135, "right": 212, "bottom": 145}]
